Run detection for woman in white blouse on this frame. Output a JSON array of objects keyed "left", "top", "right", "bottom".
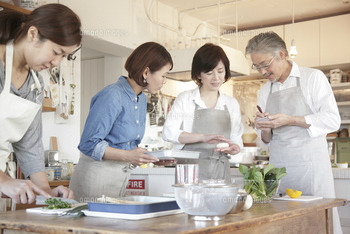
[{"left": 162, "top": 43, "right": 244, "bottom": 183}]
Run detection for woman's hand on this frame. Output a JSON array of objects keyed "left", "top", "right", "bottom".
[
  {"left": 0, "top": 177, "right": 51, "bottom": 204},
  {"left": 51, "top": 185, "right": 74, "bottom": 199},
  {"left": 201, "top": 134, "right": 226, "bottom": 144},
  {"left": 214, "top": 139, "right": 240, "bottom": 155},
  {"left": 127, "top": 147, "right": 159, "bottom": 166}
]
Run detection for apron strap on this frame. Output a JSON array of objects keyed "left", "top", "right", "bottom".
[{"left": 4, "top": 40, "right": 14, "bottom": 93}]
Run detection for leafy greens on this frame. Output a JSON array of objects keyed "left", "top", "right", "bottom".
[{"left": 239, "top": 164, "right": 287, "bottom": 202}]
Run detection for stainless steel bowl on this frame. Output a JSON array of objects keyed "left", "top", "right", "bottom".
[{"left": 229, "top": 192, "right": 248, "bottom": 214}]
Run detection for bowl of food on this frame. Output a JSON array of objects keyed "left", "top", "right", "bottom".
[
  {"left": 172, "top": 181, "right": 239, "bottom": 221},
  {"left": 239, "top": 164, "right": 286, "bottom": 204}
]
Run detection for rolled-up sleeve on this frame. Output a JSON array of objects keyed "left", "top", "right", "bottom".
[
  {"left": 78, "top": 89, "right": 122, "bottom": 161},
  {"left": 304, "top": 70, "right": 341, "bottom": 137}
]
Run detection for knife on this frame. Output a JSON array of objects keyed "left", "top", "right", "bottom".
[{"left": 35, "top": 195, "right": 79, "bottom": 205}]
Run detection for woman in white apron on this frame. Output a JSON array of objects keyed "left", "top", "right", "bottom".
[
  {"left": 69, "top": 42, "right": 173, "bottom": 202},
  {"left": 163, "top": 43, "right": 244, "bottom": 183},
  {"left": 0, "top": 4, "right": 81, "bottom": 205},
  {"left": 246, "top": 32, "right": 342, "bottom": 234}
]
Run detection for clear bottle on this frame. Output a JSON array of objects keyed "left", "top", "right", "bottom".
[{"left": 60, "top": 159, "right": 70, "bottom": 180}]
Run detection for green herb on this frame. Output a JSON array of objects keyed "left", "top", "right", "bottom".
[
  {"left": 45, "top": 198, "right": 72, "bottom": 209},
  {"left": 239, "top": 164, "right": 287, "bottom": 202}
]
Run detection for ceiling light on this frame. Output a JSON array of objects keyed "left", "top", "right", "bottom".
[
  {"left": 289, "top": 0, "right": 297, "bottom": 58},
  {"left": 290, "top": 39, "right": 298, "bottom": 58}
]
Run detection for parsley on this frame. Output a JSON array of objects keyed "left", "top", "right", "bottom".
[{"left": 45, "top": 198, "right": 72, "bottom": 209}]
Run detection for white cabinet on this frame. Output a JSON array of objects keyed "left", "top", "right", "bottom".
[
  {"left": 331, "top": 82, "right": 350, "bottom": 127},
  {"left": 320, "top": 14, "right": 350, "bottom": 66},
  {"left": 284, "top": 19, "right": 320, "bottom": 67},
  {"left": 224, "top": 25, "right": 284, "bottom": 75}
]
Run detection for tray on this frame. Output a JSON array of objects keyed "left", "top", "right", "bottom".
[
  {"left": 26, "top": 207, "right": 73, "bottom": 215},
  {"left": 82, "top": 209, "right": 183, "bottom": 220},
  {"left": 274, "top": 195, "right": 323, "bottom": 202},
  {"left": 88, "top": 196, "right": 179, "bottom": 214},
  {"left": 146, "top": 150, "right": 200, "bottom": 159}
]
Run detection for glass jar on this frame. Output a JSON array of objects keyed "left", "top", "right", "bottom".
[{"left": 60, "top": 159, "right": 70, "bottom": 180}]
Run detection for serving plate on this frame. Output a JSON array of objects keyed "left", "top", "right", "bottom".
[
  {"left": 146, "top": 150, "right": 200, "bottom": 159},
  {"left": 274, "top": 195, "right": 323, "bottom": 202},
  {"left": 82, "top": 209, "right": 183, "bottom": 220}
]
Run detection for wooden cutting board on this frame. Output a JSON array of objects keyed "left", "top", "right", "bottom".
[{"left": 274, "top": 195, "right": 323, "bottom": 202}]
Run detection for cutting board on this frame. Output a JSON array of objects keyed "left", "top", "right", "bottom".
[{"left": 274, "top": 195, "right": 323, "bottom": 202}]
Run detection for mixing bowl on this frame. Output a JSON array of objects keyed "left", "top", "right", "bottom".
[{"left": 172, "top": 182, "right": 239, "bottom": 221}]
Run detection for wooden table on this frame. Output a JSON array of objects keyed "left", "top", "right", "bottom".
[{"left": 0, "top": 198, "right": 346, "bottom": 234}]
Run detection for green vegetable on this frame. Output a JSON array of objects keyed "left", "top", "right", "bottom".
[
  {"left": 239, "top": 164, "right": 287, "bottom": 202},
  {"left": 45, "top": 198, "right": 72, "bottom": 209}
]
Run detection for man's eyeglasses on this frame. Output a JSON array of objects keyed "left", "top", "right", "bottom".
[{"left": 251, "top": 55, "right": 276, "bottom": 71}]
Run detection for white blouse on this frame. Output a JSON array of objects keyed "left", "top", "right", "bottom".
[
  {"left": 162, "top": 87, "right": 244, "bottom": 150},
  {"left": 257, "top": 61, "right": 340, "bottom": 139}
]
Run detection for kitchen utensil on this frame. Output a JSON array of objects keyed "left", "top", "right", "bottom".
[
  {"left": 172, "top": 182, "right": 239, "bottom": 220},
  {"left": 257, "top": 105, "right": 263, "bottom": 113},
  {"left": 146, "top": 149, "right": 200, "bottom": 159},
  {"left": 175, "top": 164, "right": 199, "bottom": 184},
  {"left": 82, "top": 209, "right": 182, "bottom": 220}
]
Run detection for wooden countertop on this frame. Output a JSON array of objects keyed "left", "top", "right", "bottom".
[{"left": 0, "top": 198, "right": 346, "bottom": 233}]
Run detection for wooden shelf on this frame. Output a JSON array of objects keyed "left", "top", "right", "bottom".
[
  {"left": 336, "top": 101, "right": 350, "bottom": 106},
  {"left": 331, "top": 82, "right": 350, "bottom": 90},
  {"left": 0, "top": 2, "right": 31, "bottom": 14},
  {"left": 42, "top": 106, "right": 56, "bottom": 112},
  {"left": 341, "top": 120, "right": 350, "bottom": 124}
]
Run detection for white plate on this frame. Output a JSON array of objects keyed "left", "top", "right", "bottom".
[
  {"left": 82, "top": 209, "right": 183, "bottom": 220},
  {"left": 274, "top": 195, "right": 323, "bottom": 202},
  {"left": 26, "top": 207, "right": 73, "bottom": 215},
  {"left": 146, "top": 150, "right": 200, "bottom": 159}
]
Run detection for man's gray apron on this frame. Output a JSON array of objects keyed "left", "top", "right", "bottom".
[
  {"left": 69, "top": 155, "right": 132, "bottom": 203},
  {"left": 266, "top": 77, "right": 342, "bottom": 234},
  {"left": 183, "top": 104, "right": 232, "bottom": 183}
]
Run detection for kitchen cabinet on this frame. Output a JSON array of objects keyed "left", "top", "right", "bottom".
[
  {"left": 284, "top": 19, "right": 320, "bottom": 67},
  {"left": 331, "top": 81, "right": 350, "bottom": 127},
  {"left": 0, "top": 198, "right": 346, "bottom": 233},
  {"left": 320, "top": 14, "right": 350, "bottom": 66}
]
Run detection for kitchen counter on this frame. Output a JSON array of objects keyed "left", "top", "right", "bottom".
[{"left": 0, "top": 198, "right": 346, "bottom": 233}]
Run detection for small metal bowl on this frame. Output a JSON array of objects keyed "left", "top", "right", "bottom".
[{"left": 229, "top": 192, "right": 248, "bottom": 214}]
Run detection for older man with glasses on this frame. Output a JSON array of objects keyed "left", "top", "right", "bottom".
[{"left": 245, "top": 31, "right": 342, "bottom": 234}]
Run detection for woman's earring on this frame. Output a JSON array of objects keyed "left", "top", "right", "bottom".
[{"left": 143, "top": 79, "right": 147, "bottom": 83}]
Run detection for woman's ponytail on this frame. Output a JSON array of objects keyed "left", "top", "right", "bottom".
[{"left": 0, "top": 9, "right": 26, "bottom": 44}]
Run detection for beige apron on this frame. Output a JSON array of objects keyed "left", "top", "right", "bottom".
[
  {"left": 266, "top": 77, "right": 342, "bottom": 234},
  {"left": 0, "top": 40, "right": 41, "bottom": 212},
  {"left": 69, "top": 154, "right": 133, "bottom": 203},
  {"left": 0, "top": 40, "right": 41, "bottom": 172},
  {"left": 183, "top": 103, "right": 232, "bottom": 183}
]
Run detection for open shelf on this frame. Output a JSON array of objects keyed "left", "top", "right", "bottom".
[
  {"left": 331, "top": 82, "right": 350, "bottom": 90},
  {"left": 0, "top": 2, "right": 31, "bottom": 14}
]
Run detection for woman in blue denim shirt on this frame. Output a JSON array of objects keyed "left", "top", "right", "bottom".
[{"left": 70, "top": 42, "right": 173, "bottom": 202}]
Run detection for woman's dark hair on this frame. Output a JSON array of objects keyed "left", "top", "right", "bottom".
[
  {"left": 0, "top": 4, "right": 81, "bottom": 46},
  {"left": 125, "top": 42, "right": 173, "bottom": 87},
  {"left": 191, "top": 43, "right": 231, "bottom": 86}
]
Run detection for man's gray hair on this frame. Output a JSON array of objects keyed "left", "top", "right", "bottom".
[{"left": 245, "top": 31, "right": 289, "bottom": 57}]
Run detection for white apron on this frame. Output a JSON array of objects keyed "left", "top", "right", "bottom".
[
  {"left": 266, "top": 77, "right": 342, "bottom": 234},
  {"left": 183, "top": 104, "right": 232, "bottom": 183},
  {"left": 69, "top": 154, "right": 133, "bottom": 203},
  {"left": 0, "top": 40, "right": 41, "bottom": 172}
]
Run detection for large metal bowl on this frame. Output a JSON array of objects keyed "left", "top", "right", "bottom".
[{"left": 172, "top": 183, "right": 239, "bottom": 221}]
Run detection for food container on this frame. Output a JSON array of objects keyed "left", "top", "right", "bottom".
[
  {"left": 88, "top": 196, "right": 179, "bottom": 214},
  {"left": 336, "top": 162, "right": 348, "bottom": 168},
  {"left": 243, "top": 179, "right": 280, "bottom": 203},
  {"left": 172, "top": 182, "right": 239, "bottom": 221}
]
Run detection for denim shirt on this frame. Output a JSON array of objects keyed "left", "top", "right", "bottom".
[{"left": 78, "top": 76, "right": 147, "bottom": 161}]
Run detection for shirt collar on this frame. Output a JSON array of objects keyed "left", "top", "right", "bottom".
[
  {"left": 192, "top": 86, "right": 224, "bottom": 108},
  {"left": 289, "top": 60, "right": 300, "bottom": 79},
  {"left": 119, "top": 76, "right": 140, "bottom": 102}
]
